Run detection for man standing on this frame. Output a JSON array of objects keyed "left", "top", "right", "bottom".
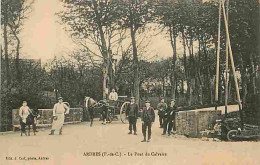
[
  {"left": 100, "top": 98, "right": 109, "bottom": 125},
  {"left": 49, "top": 97, "right": 70, "bottom": 135},
  {"left": 83, "top": 96, "right": 89, "bottom": 122},
  {"left": 19, "top": 101, "right": 31, "bottom": 136},
  {"left": 85, "top": 97, "right": 97, "bottom": 127},
  {"left": 157, "top": 98, "right": 167, "bottom": 128},
  {"left": 126, "top": 97, "right": 139, "bottom": 135},
  {"left": 141, "top": 100, "right": 155, "bottom": 142},
  {"left": 162, "top": 99, "right": 178, "bottom": 136}
]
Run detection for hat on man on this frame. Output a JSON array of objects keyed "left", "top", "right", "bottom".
[
  {"left": 131, "top": 96, "right": 135, "bottom": 99},
  {"left": 145, "top": 100, "right": 150, "bottom": 103},
  {"left": 171, "top": 98, "right": 176, "bottom": 102},
  {"left": 58, "top": 97, "right": 63, "bottom": 100},
  {"left": 23, "top": 101, "right": 27, "bottom": 103}
]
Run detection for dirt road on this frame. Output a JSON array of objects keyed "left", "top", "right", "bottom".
[{"left": 1, "top": 115, "right": 259, "bottom": 165}]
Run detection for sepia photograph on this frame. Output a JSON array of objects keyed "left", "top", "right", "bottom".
[{"left": 0, "top": 0, "right": 260, "bottom": 164}]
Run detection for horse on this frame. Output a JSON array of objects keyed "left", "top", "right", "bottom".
[
  {"left": 85, "top": 97, "right": 97, "bottom": 126},
  {"left": 20, "top": 110, "right": 39, "bottom": 136}
]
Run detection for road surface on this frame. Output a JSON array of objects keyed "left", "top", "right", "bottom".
[{"left": 1, "top": 114, "right": 259, "bottom": 165}]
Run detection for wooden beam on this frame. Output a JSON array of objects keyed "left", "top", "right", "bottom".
[
  {"left": 222, "top": 0, "right": 244, "bottom": 127},
  {"left": 215, "top": 0, "right": 222, "bottom": 110},
  {"left": 224, "top": 0, "right": 229, "bottom": 117}
]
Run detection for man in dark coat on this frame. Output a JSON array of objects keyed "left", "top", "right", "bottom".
[
  {"left": 157, "top": 98, "right": 167, "bottom": 128},
  {"left": 100, "top": 98, "right": 109, "bottom": 125},
  {"left": 162, "top": 99, "right": 178, "bottom": 136},
  {"left": 126, "top": 97, "right": 139, "bottom": 135},
  {"left": 141, "top": 100, "right": 155, "bottom": 142}
]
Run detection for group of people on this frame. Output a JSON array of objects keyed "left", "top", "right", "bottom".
[
  {"left": 157, "top": 98, "right": 178, "bottom": 136},
  {"left": 19, "top": 101, "right": 38, "bottom": 136},
  {"left": 18, "top": 88, "right": 178, "bottom": 142},
  {"left": 125, "top": 97, "right": 155, "bottom": 142},
  {"left": 18, "top": 97, "right": 70, "bottom": 136},
  {"left": 125, "top": 97, "right": 178, "bottom": 142}
]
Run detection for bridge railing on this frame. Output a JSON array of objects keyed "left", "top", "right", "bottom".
[{"left": 12, "top": 108, "right": 83, "bottom": 131}]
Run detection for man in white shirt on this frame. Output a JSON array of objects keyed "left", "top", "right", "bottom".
[
  {"left": 49, "top": 97, "right": 70, "bottom": 135},
  {"left": 19, "top": 101, "right": 31, "bottom": 135},
  {"left": 108, "top": 88, "right": 118, "bottom": 101},
  {"left": 108, "top": 88, "right": 118, "bottom": 107}
]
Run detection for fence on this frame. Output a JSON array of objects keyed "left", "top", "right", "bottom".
[{"left": 12, "top": 108, "right": 83, "bottom": 131}]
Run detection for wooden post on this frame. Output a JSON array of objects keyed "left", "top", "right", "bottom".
[
  {"left": 215, "top": 0, "right": 222, "bottom": 111},
  {"left": 222, "top": 1, "right": 244, "bottom": 128},
  {"left": 224, "top": 0, "right": 229, "bottom": 117}
]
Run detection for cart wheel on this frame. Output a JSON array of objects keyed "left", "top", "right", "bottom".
[
  {"left": 227, "top": 130, "right": 238, "bottom": 141},
  {"left": 120, "top": 102, "right": 130, "bottom": 124}
]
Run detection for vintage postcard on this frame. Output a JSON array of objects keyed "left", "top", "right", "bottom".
[{"left": 1, "top": 0, "right": 260, "bottom": 165}]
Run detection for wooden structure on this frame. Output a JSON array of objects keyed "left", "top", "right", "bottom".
[{"left": 214, "top": 0, "right": 243, "bottom": 126}]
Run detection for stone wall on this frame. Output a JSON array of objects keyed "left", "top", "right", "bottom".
[{"left": 176, "top": 109, "right": 221, "bottom": 138}]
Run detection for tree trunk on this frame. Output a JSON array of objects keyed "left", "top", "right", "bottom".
[
  {"left": 14, "top": 34, "right": 21, "bottom": 81},
  {"left": 93, "top": 1, "right": 109, "bottom": 98},
  {"left": 130, "top": 25, "right": 140, "bottom": 105},
  {"left": 3, "top": 3, "right": 11, "bottom": 132},
  {"left": 250, "top": 53, "right": 256, "bottom": 94},
  {"left": 102, "top": 64, "right": 109, "bottom": 99},
  {"left": 181, "top": 79, "right": 184, "bottom": 95},
  {"left": 169, "top": 26, "right": 177, "bottom": 99},
  {"left": 203, "top": 41, "right": 212, "bottom": 105},
  {"left": 162, "top": 78, "right": 165, "bottom": 97},
  {"left": 181, "top": 29, "right": 188, "bottom": 104},
  {"left": 99, "top": 26, "right": 109, "bottom": 98},
  {"left": 181, "top": 30, "right": 187, "bottom": 78},
  {"left": 4, "top": 5, "right": 10, "bottom": 88},
  {"left": 239, "top": 53, "right": 247, "bottom": 109},
  {"left": 185, "top": 31, "right": 194, "bottom": 106},
  {"left": 197, "top": 40, "right": 203, "bottom": 105}
]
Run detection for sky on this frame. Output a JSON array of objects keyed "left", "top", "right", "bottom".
[
  {"left": 21, "top": 0, "right": 76, "bottom": 62},
  {"left": 20, "top": 0, "right": 186, "bottom": 64}
]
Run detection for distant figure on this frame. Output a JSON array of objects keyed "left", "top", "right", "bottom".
[
  {"left": 19, "top": 101, "right": 31, "bottom": 136},
  {"left": 49, "top": 97, "right": 70, "bottom": 135},
  {"left": 31, "top": 108, "right": 40, "bottom": 133},
  {"left": 126, "top": 97, "right": 139, "bottom": 135},
  {"left": 141, "top": 100, "right": 155, "bottom": 142},
  {"left": 100, "top": 98, "right": 109, "bottom": 125},
  {"left": 85, "top": 96, "right": 97, "bottom": 126},
  {"left": 162, "top": 99, "right": 177, "bottom": 136},
  {"left": 213, "top": 119, "right": 222, "bottom": 141},
  {"left": 157, "top": 98, "right": 167, "bottom": 128},
  {"left": 108, "top": 88, "right": 118, "bottom": 106}
]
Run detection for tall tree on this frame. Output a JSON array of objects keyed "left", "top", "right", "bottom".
[
  {"left": 115, "top": 0, "right": 152, "bottom": 104},
  {"left": 1, "top": 0, "right": 33, "bottom": 131},
  {"left": 154, "top": 0, "right": 180, "bottom": 99},
  {"left": 60, "top": 0, "right": 122, "bottom": 98},
  {"left": 7, "top": 0, "right": 32, "bottom": 82}
]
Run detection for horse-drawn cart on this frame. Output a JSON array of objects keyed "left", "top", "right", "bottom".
[{"left": 86, "top": 96, "right": 131, "bottom": 124}]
